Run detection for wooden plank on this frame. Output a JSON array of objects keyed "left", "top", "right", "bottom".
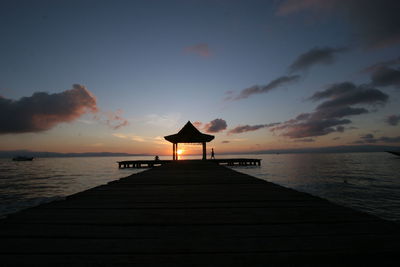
[
  {"left": 0, "top": 161, "right": 399, "bottom": 266},
  {"left": 0, "top": 234, "right": 397, "bottom": 254},
  {"left": 1, "top": 221, "right": 398, "bottom": 239}
]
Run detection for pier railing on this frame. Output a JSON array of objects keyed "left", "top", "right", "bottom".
[{"left": 118, "top": 158, "right": 261, "bottom": 168}]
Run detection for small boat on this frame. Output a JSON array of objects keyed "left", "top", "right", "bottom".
[
  {"left": 386, "top": 151, "right": 400, "bottom": 157},
  {"left": 12, "top": 156, "right": 34, "bottom": 161}
]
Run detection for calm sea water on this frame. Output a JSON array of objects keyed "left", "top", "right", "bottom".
[{"left": 0, "top": 153, "right": 399, "bottom": 221}]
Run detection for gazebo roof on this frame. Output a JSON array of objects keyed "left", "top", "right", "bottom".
[{"left": 164, "top": 121, "right": 215, "bottom": 143}]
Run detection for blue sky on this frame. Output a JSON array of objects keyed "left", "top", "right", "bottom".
[{"left": 1, "top": 0, "right": 399, "bottom": 155}]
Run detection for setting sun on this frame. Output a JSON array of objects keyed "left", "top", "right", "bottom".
[{"left": 177, "top": 149, "right": 184, "bottom": 155}]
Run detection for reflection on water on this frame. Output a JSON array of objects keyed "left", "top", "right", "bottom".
[
  {"left": 0, "top": 153, "right": 399, "bottom": 221},
  {"left": 228, "top": 153, "right": 400, "bottom": 221},
  {"left": 0, "top": 156, "right": 148, "bottom": 217}
]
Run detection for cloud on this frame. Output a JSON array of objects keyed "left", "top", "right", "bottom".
[
  {"left": 276, "top": 0, "right": 336, "bottom": 16},
  {"left": 354, "top": 134, "right": 400, "bottom": 144},
  {"left": 204, "top": 118, "right": 227, "bottom": 133},
  {"left": 385, "top": 114, "right": 400, "bottom": 126},
  {"left": 289, "top": 47, "right": 347, "bottom": 72},
  {"left": 228, "top": 122, "right": 280, "bottom": 134},
  {"left": 271, "top": 82, "right": 388, "bottom": 138},
  {"left": 309, "top": 82, "right": 388, "bottom": 109},
  {"left": 95, "top": 109, "right": 129, "bottom": 130},
  {"left": 0, "top": 84, "right": 97, "bottom": 134},
  {"left": 221, "top": 140, "right": 230, "bottom": 144},
  {"left": 379, "top": 136, "right": 400, "bottom": 143},
  {"left": 272, "top": 118, "right": 352, "bottom": 139},
  {"left": 229, "top": 75, "right": 300, "bottom": 101},
  {"left": 361, "top": 57, "right": 400, "bottom": 88},
  {"left": 358, "top": 133, "right": 378, "bottom": 143},
  {"left": 293, "top": 138, "right": 315, "bottom": 142},
  {"left": 370, "top": 67, "right": 400, "bottom": 88},
  {"left": 192, "top": 121, "right": 203, "bottom": 128},
  {"left": 184, "top": 43, "right": 212, "bottom": 57},
  {"left": 309, "top": 82, "right": 356, "bottom": 101},
  {"left": 112, "top": 133, "right": 145, "bottom": 142},
  {"left": 362, "top": 57, "right": 400, "bottom": 73},
  {"left": 277, "top": 0, "right": 400, "bottom": 48}
]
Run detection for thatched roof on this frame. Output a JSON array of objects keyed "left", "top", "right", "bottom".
[{"left": 164, "top": 121, "right": 215, "bottom": 143}]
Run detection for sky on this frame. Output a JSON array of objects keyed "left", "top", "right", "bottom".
[{"left": 0, "top": 0, "right": 399, "bottom": 156}]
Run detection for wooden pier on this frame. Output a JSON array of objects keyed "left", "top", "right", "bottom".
[
  {"left": 1, "top": 161, "right": 399, "bottom": 266},
  {"left": 118, "top": 160, "right": 171, "bottom": 168},
  {"left": 118, "top": 158, "right": 261, "bottom": 168}
]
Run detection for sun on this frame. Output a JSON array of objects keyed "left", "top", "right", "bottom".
[{"left": 177, "top": 149, "right": 184, "bottom": 155}]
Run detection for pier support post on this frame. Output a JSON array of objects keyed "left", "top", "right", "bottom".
[{"left": 202, "top": 142, "right": 206, "bottom": 160}]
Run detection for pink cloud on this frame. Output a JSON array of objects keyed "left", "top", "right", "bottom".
[
  {"left": 276, "top": 0, "right": 336, "bottom": 16},
  {"left": 184, "top": 43, "right": 212, "bottom": 57},
  {"left": 192, "top": 121, "right": 203, "bottom": 128},
  {"left": 94, "top": 109, "right": 129, "bottom": 130}
]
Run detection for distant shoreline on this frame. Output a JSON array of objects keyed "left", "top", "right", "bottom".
[{"left": 1, "top": 145, "right": 399, "bottom": 158}]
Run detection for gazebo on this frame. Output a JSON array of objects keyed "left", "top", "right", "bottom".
[{"left": 164, "top": 121, "right": 215, "bottom": 160}]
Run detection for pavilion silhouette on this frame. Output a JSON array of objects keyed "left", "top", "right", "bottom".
[{"left": 164, "top": 121, "right": 214, "bottom": 160}]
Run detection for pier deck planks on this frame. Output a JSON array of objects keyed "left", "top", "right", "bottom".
[{"left": 1, "top": 161, "right": 399, "bottom": 266}]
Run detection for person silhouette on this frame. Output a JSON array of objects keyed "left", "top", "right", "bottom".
[
  {"left": 211, "top": 148, "right": 215, "bottom": 159},
  {"left": 155, "top": 155, "right": 159, "bottom": 161}
]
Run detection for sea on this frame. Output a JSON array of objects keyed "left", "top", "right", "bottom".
[{"left": 0, "top": 152, "right": 399, "bottom": 222}]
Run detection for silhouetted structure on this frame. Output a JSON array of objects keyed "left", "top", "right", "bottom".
[
  {"left": 211, "top": 148, "right": 215, "bottom": 159},
  {"left": 164, "top": 121, "right": 214, "bottom": 160},
  {"left": 386, "top": 151, "right": 400, "bottom": 156}
]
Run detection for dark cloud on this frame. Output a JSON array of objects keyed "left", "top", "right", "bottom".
[
  {"left": 371, "top": 67, "right": 400, "bottom": 88},
  {"left": 380, "top": 136, "right": 400, "bottom": 143},
  {"left": 0, "top": 84, "right": 98, "bottom": 134},
  {"left": 228, "top": 122, "right": 280, "bottom": 134},
  {"left": 277, "top": 0, "right": 400, "bottom": 48},
  {"left": 271, "top": 82, "right": 388, "bottom": 138},
  {"left": 289, "top": 47, "right": 347, "bottom": 72},
  {"left": 184, "top": 43, "right": 212, "bottom": 57},
  {"left": 360, "top": 133, "right": 377, "bottom": 143},
  {"left": 362, "top": 57, "right": 400, "bottom": 73},
  {"left": 221, "top": 140, "right": 230, "bottom": 144},
  {"left": 230, "top": 75, "right": 300, "bottom": 100},
  {"left": 310, "top": 82, "right": 388, "bottom": 110},
  {"left": 313, "top": 106, "right": 369, "bottom": 120},
  {"left": 385, "top": 114, "right": 400, "bottom": 126},
  {"left": 293, "top": 138, "right": 315, "bottom": 142},
  {"left": 204, "top": 118, "right": 227, "bottom": 133},
  {"left": 273, "top": 118, "right": 351, "bottom": 139},
  {"left": 354, "top": 134, "right": 400, "bottom": 144},
  {"left": 361, "top": 57, "right": 400, "bottom": 88},
  {"left": 309, "top": 82, "right": 356, "bottom": 101}
]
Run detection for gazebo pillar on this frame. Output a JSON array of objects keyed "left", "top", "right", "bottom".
[
  {"left": 202, "top": 142, "right": 206, "bottom": 160},
  {"left": 172, "top": 143, "right": 176, "bottom": 160}
]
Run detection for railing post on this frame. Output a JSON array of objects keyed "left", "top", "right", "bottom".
[{"left": 202, "top": 142, "right": 206, "bottom": 160}]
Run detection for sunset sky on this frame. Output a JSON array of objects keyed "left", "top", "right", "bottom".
[{"left": 1, "top": 0, "right": 399, "bottom": 155}]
